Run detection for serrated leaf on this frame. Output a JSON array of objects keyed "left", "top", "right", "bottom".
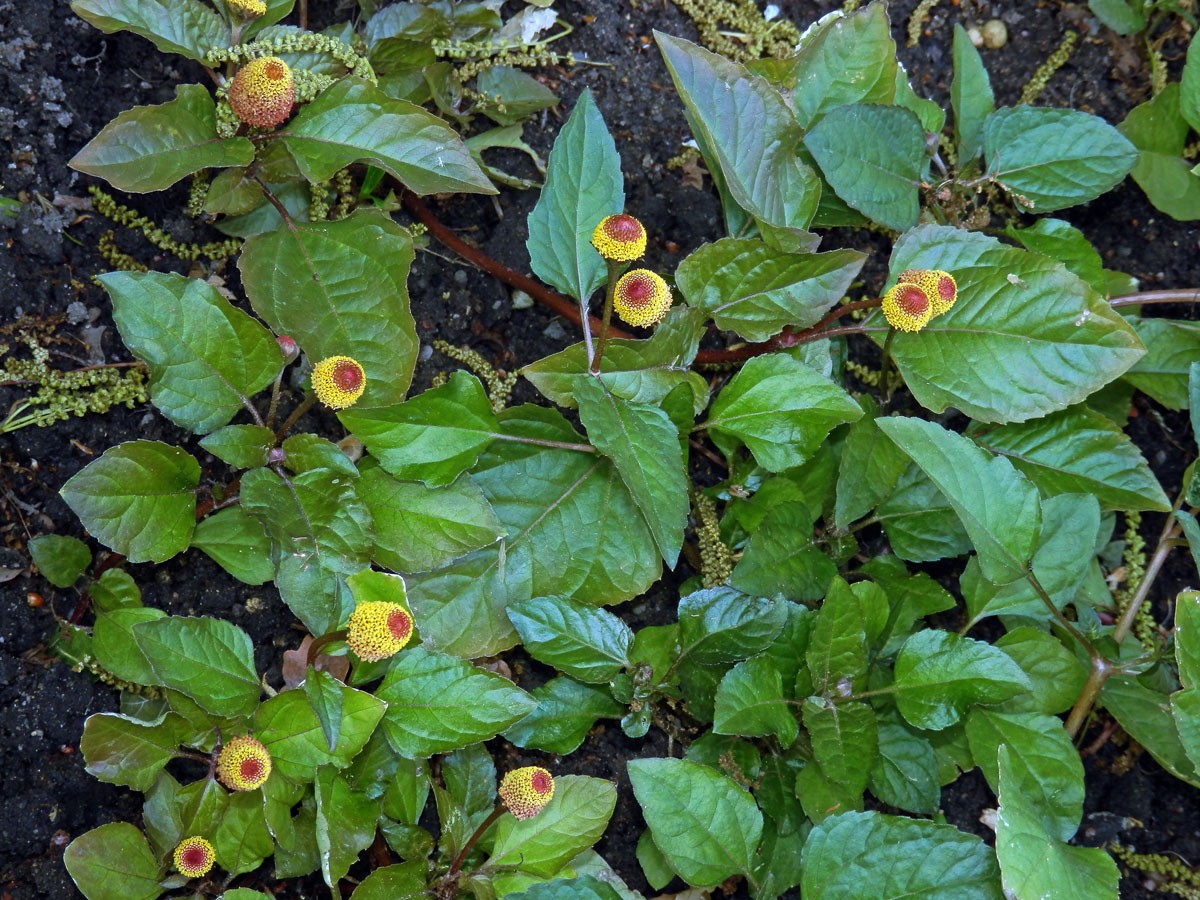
[
  {"left": 714, "top": 656, "right": 798, "bottom": 745},
  {"left": 806, "top": 577, "right": 868, "bottom": 695},
  {"left": 526, "top": 89, "right": 622, "bottom": 303},
  {"left": 876, "top": 464, "right": 972, "bottom": 564},
  {"left": 868, "top": 711, "right": 940, "bottom": 814},
  {"left": 951, "top": 24, "right": 995, "bottom": 162},
  {"left": 314, "top": 768, "right": 380, "bottom": 887},
  {"left": 214, "top": 790, "right": 273, "bottom": 875},
  {"left": 28, "top": 534, "right": 91, "bottom": 588},
  {"left": 994, "top": 627, "right": 1087, "bottom": 715},
  {"left": 1101, "top": 674, "right": 1200, "bottom": 785},
  {"left": 731, "top": 501, "right": 837, "bottom": 603},
  {"left": 239, "top": 208, "right": 418, "bottom": 406},
  {"left": 508, "top": 595, "right": 633, "bottom": 683},
  {"left": 69, "top": 0, "right": 227, "bottom": 59},
  {"left": 281, "top": 433, "right": 359, "bottom": 478},
  {"left": 81, "top": 712, "right": 183, "bottom": 791},
  {"left": 255, "top": 684, "right": 385, "bottom": 780},
  {"left": 190, "top": 507, "right": 275, "bottom": 586},
  {"left": 503, "top": 677, "right": 622, "bottom": 754},
  {"left": 349, "top": 861, "right": 427, "bottom": 900},
  {"left": 489, "top": 776, "right": 617, "bottom": 877},
  {"left": 61, "top": 441, "right": 199, "bottom": 564},
  {"left": 64, "top": 823, "right": 163, "bottom": 900},
  {"left": 93, "top": 608, "right": 166, "bottom": 685},
  {"left": 1118, "top": 85, "right": 1200, "bottom": 221},
  {"left": 678, "top": 587, "right": 788, "bottom": 668},
  {"left": 1004, "top": 218, "right": 1127, "bottom": 297},
  {"left": 1122, "top": 317, "right": 1200, "bottom": 409},
  {"left": 1178, "top": 590, "right": 1200, "bottom": 689},
  {"left": 803, "top": 698, "right": 876, "bottom": 795},
  {"left": 199, "top": 425, "right": 275, "bottom": 470},
  {"left": 505, "top": 876, "right": 625, "bottom": 900},
  {"left": 132, "top": 616, "right": 260, "bottom": 717},
  {"left": 834, "top": 396, "right": 909, "bottom": 527},
  {"left": 628, "top": 757, "right": 762, "bottom": 888}
]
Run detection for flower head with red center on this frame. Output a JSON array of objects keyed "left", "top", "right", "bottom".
[
  {"left": 346, "top": 601, "right": 414, "bottom": 662},
  {"left": 591, "top": 215, "right": 647, "bottom": 262},
  {"left": 897, "top": 268, "right": 958, "bottom": 316},
  {"left": 312, "top": 355, "right": 366, "bottom": 409},
  {"left": 498, "top": 767, "right": 555, "bottom": 820},
  {"left": 229, "top": 57, "right": 295, "bottom": 128},
  {"left": 614, "top": 270, "right": 672, "bottom": 327},
  {"left": 227, "top": 0, "right": 267, "bottom": 17},
  {"left": 881, "top": 282, "right": 933, "bottom": 332},
  {"left": 216, "top": 735, "right": 272, "bottom": 791},
  {"left": 173, "top": 836, "right": 215, "bottom": 878}
]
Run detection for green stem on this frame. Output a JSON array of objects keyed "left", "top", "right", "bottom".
[
  {"left": 447, "top": 806, "right": 505, "bottom": 881},
  {"left": 879, "top": 326, "right": 898, "bottom": 410},
  {"left": 275, "top": 393, "right": 316, "bottom": 442},
  {"left": 265, "top": 368, "right": 285, "bottom": 431},
  {"left": 591, "top": 259, "right": 624, "bottom": 374},
  {"left": 306, "top": 629, "right": 348, "bottom": 670}
]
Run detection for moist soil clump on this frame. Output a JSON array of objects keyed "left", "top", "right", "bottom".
[{"left": 2, "top": 1, "right": 1198, "bottom": 899}]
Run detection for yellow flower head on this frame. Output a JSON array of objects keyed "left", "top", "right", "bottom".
[
  {"left": 614, "top": 270, "right": 672, "bottom": 328},
  {"left": 881, "top": 282, "right": 933, "bottom": 333},
  {"left": 229, "top": 57, "right": 295, "bottom": 128},
  {"left": 498, "top": 766, "right": 555, "bottom": 820},
  {"left": 173, "top": 836, "right": 215, "bottom": 878},
  {"left": 216, "top": 735, "right": 272, "bottom": 791},
  {"left": 898, "top": 268, "right": 957, "bottom": 316},
  {"left": 227, "top": 0, "right": 267, "bottom": 17},
  {"left": 346, "top": 601, "right": 414, "bottom": 662},
  {"left": 591, "top": 214, "right": 647, "bottom": 262},
  {"left": 312, "top": 356, "right": 366, "bottom": 409}
]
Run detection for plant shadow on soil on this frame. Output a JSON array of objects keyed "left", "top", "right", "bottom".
[{"left": 1, "top": 0, "right": 1198, "bottom": 898}]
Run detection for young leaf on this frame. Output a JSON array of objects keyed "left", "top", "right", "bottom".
[
  {"left": 526, "top": 89, "right": 623, "bottom": 303},
  {"left": 190, "top": 507, "right": 276, "bottom": 586},
  {"left": 503, "top": 677, "right": 623, "bottom": 754},
  {"left": 675, "top": 239, "right": 865, "bottom": 343},
  {"left": 1122, "top": 318, "right": 1200, "bottom": 409},
  {"left": 805, "top": 577, "right": 868, "bottom": 696},
  {"left": 1004, "top": 218, "right": 1131, "bottom": 298},
  {"left": 199, "top": 425, "right": 276, "bottom": 470},
  {"left": 81, "top": 712, "right": 183, "bottom": 791},
  {"left": 803, "top": 698, "right": 877, "bottom": 796},
  {"left": 628, "top": 758, "right": 763, "bottom": 888},
  {"left": 575, "top": 377, "right": 689, "bottom": 567},
  {"left": 731, "top": 501, "right": 837, "bottom": 603},
  {"left": 69, "top": 0, "right": 228, "bottom": 60},
  {"left": 714, "top": 656, "right": 798, "bottom": 746},
  {"left": 703, "top": 353, "right": 862, "bottom": 472},
  {"left": 314, "top": 769, "right": 380, "bottom": 887},
  {"left": 28, "top": 534, "right": 91, "bottom": 588},
  {"left": 132, "top": 616, "right": 260, "bottom": 717},
  {"left": 508, "top": 595, "right": 634, "bottom": 683},
  {"left": 1118, "top": 85, "right": 1200, "bottom": 221},
  {"left": 801, "top": 810, "right": 1003, "bottom": 900},
  {"left": 64, "top": 823, "right": 164, "bottom": 900},
  {"left": 488, "top": 776, "right": 617, "bottom": 877},
  {"left": 868, "top": 711, "right": 940, "bottom": 814},
  {"left": 61, "top": 441, "right": 200, "bottom": 564},
  {"left": 280, "top": 434, "right": 359, "bottom": 478},
  {"left": 214, "top": 790, "right": 274, "bottom": 875},
  {"left": 239, "top": 209, "right": 419, "bottom": 406},
  {"left": 950, "top": 24, "right": 995, "bottom": 162},
  {"left": 994, "top": 627, "right": 1087, "bottom": 715},
  {"left": 982, "top": 107, "right": 1137, "bottom": 212},
  {"left": 677, "top": 587, "right": 788, "bottom": 667},
  {"left": 805, "top": 103, "right": 927, "bottom": 232},
  {"left": 892, "top": 630, "right": 1032, "bottom": 730},
  {"left": 256, "top": 685, "right": 386, "bottom": 781}
]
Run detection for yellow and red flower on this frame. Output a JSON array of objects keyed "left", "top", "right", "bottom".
[
  {"left": 173, "top": 836, "right": 215, "bottom": 878},
  {"left": 311, "top": 355, "right": 366, "bottom": 409},
  {"left": 591, "top": 215, "right": 647, "bottom": 262},
  {"left": 228, "top": 57, "right": 295, "bottom": 128},
  {"left": 898, "top": 268, "right": 957, "bottom": 316},
  {"left": 498, "top": 766, "right": 555, "bottom": 820},
  {"left": 614, "top": 270, "right": 672, "bottom": 327},
  {"left": 346, "top": 601, "right": 414, "bottom": 662},
  {"left": 881, "top": 281, "right": 933, "bottom": 333},
  {"left": 226, "top": 0, "right": 267, "bottom": 17},
  {"left": 216, "top": 735, "right": 272, "bottom": 791}
]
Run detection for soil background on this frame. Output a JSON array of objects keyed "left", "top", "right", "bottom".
[{"left": 2, "top": 0, "right": 1199, "bottom": 898}]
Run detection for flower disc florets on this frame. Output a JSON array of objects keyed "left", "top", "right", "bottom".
[
  {"left": 614, "top": 270, "right": 672, "bottom": 327},
  {"left": 897, "top": 268, "right": 957, "bottom": 316},
  {"left": 498, "top": 767, "right": 555, "bottom": 820},
  {"left": 312, "top": 356, "right": 366, "bottom": 409},
  {"left": 227, "top": 0, "right": 267, "bottom": 17},
  {"left": 346, "top": 601, "right": 414, "bottom": 662},
  {"left": 173, "top": 836, "right": 215, "bottom": 878},
  {"left": 881, "top": 282, "right": 933, "bottom": 333},
  {"left": 591, "top": 215, "right": 647, "bottom": 262},
  {"left": 216, "top": 735, "right": 272, "bottom": 791},
  {"left": 229, "top": 57, "right": 295, "bottom": 128}
]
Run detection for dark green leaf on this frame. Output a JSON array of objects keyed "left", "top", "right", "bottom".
[
  {"left": 1122, "top": 317, "right": 1200, "bottom": 409},
  {"left": 731, "top": 501, "right": 837, "bottom": 603},
  {"left": 504, "top": 677, "right": 622, "bottom": 754},
  {"left": 714, "top": 656, "right": 798, "bottom": 745},
  {"left": 1101, "top": 674, "right": 1200, "bottom": 784},
  {"left": 868, "top": 711, "right": 940, "bottom": 814},
  {"left": 1004, "top": 218, "right": 1131, "bottom": 298},
  {"left": 305, "top": 668, "right": 346, "bottom": 752},
  {"left": 69, "top": 0, "right": 227, "bottom": 59},
  {"left": 951, "top": 24, "right": 994, "bottom": 162},
  {"left": 678, "top": 587, "right": 788, "bottom": 667},
  {"left": 1088, "top": 0, "right": 1145, "bottom": 32},
  {"left": 64, "top": 823, "right": 163, "bottom": 900},
  {"left": 314, "top": 769, "right": 379, "bottom": 887},
  {"left": 256, "top": 680, "right": 386, "bottom": 781},
  {"left": 281, "top": 434, "right": 359, "bottom": 478},
  {"left": 834, "top": 396, "right": 909, "bottom": 528},
  {"left": 876, "top": 465, "right": 972, "bottom": 564},
  {"left": 81, "top": 712, "right": 182, "bottom": 791},
  {"left": 505, "top": 876, "right": 624, "bottom": 900},
  {"left": 93, "top": 608, "right": 166, "bottom": 684},
  {"left": 214, "top": 789, "right": 273, "bottom": 875},
  {"left": 1178, "top": 589, "right": 1200, "bottom": 689},
  {"left": 508, "top": 595, "right": 633, "bottom": 683},
  {"left": 132, "top": 616, "right": 260, "bottom": 717},
  {"left": 349, "top": 861, "right": 427, "bottom": 900},
  {"left": 28, "top": 534, "right": 90, "bottom": 588},
  {"left": 1118, "top": 85, "right": 1200, "bottom": 221},
  {"left": 489, "top": 776, "right": 617, "bottom": 877},
  {"left": 803, "top": 698, "right": 876, "bottom": 795},
  {"left": 190, "top": 507, "right": 275, "bottom": 586},
  {"left": 994, "top": 627, "right": 1087, "bottom": 715},
  {"left": 199, "top": 425, "right": 275, "bottom": 470},
  {"left": 806, "top": 577, "right": 868, "bottom": 695}
]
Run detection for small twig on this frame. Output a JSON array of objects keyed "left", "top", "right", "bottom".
[{"left": 275, "top": 394, "right": 317, "bottom": 442}]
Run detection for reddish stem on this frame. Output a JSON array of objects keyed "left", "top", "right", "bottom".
[{"left": 67, "top": 551, "right": 126, "bottom": 625}]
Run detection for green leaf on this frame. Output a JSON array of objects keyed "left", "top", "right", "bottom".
[
  {"left": 876, "top": 464, "right": 972, "bottom": 564},
  {"left": 504, "top": 677, "right": 623, "bottom": 754},
  {"left": 801, "top": 810, "right": 1003, "bottom": 900},
  {"left": 277, "top": 77, "right": 492, "bottom": 194},
  {"left": 406, "top": 406, "right": 659, "bottom": 657},
  {"left": 972, "top": 407, "right": 1168, "bottom": 511},
  {"left": 1088, "top": 0, "right": 1145, "bottom": 32},
  {"left": 70, "top": 84, "right": 251, "bottom": 191},
  {"left": 868, "top": 711, "right": 940, "bottom": 814},
  {"left": 806, "top": 577, "right": 868, "bottom": 695},
  {"left": 655, "top": 32, "right": 819, "bottom": 246},
  {"left": 983, "top": 107, "right": 1137, "bottom": 212},
  {"left": 508, "top": 595, "right": 633, "bottom": 683},
  {"left": 190, "top": 507, "right": 275, "bottom": 586},
  {"left": 1178, "top": 590, "right": 1200, "bottom": 689},
  {"left": 93, "top": 608, "right": 166, "bottom": 685},
  {"left": 883, "top": 225, "right": 1145, "bottom": 423},
  {"left": 489, "top": 776, "right": 617, "bottom": 877},
  {"left": 803, "top": 698, "right": 877, "bottom": 795},
  {"left": 61, "top": 441, "right": 199, "bottom": 564},
  {"left": 199, "top": 425, "right": 275, "bottom": 470},
  {"left": 377, "top": 647, "right": 536, "bottom": 756},
  {"left": 100, "top": 271, "right": 280, "bottom": 434},
  {"left": 64, "top": 823, "right": 163, "bottom": 900},
  {"left": 239, "top": 208, "right": 418, "bottom": 406},
  {"left": 349, "top": 861, "right": 427, "bottom": 900},
  {"left": 994, "top": 627, "right": 1087, "bottom": 715},
  {"left": 342, "top": 371, "right": 499, "bottom": 486},
  {"left": 1122, "top": 318, "right": 1200, "bottom": 409},
  {"left": 81, "top": 712, "right": 182, "bottom": 791},
  {"left": 859, "top": 556, "right": 956, "bottom": 653},
  {"left": 713, "top": 656, "right": 798, "bottom": 745},
  {"left": 678, "top": 587, "right": 788, "bottom": 667},
  {"left": 703, "top": 354, "right": 862, "bottom": 472},
  {"left": 731, "top": 501, "right": 837, "bottom": 603},
  {"left": 314, "top": 769, "right": 380, "bottom": 887},
  {"left": 1004, "top": 218, "right": 1131, "bottom": 298},
  {"left": 69, "top": 0, "right": 227, "bottom": 59},
  {"left": 805, "top": 104, "right": 927, "bottom": 232},
  {"left": 786, "top": 4, "right": 898, "bottom": 129},
  {"left": 281, "top": 433, "right": 359, "bottom": 477},
  {"left": 214, "top": 789, "right": 273, "bottom": 875},
  {"left": 28, "top": 534, "right": 90, "bottom": 588},
  {"left": 526, "top": 89, "right": 622, "bottom": 303},
  {"left": 628, "top": 757, "right": 763, "bottom": 888},
  {"left": 505, "top": 876, "right": 625, "bottom": 900},
  {"left": 1101, "top": 674, "right": 1200, "bottom": 784},
  {"left": 834, "top": 396, "right": 909, "bottom": 528},
  {"left": 1119, "top": 85, "right": 1200, "bottom": 221},
  {"left": 1178, "top": 511, "right": 1200, "bottom": 577},
  {"left": 877, "top": 417, "right": 1040, "bottom": 584},
  {"left": 132, "top": 616, "right": 260, "bottom": 717},
  {"left": 893, "top": 630, "right": 1033, "bottom": 730},
  {"left": 995, "top": 746, "right": 1119, "bottom": 900},
  {"left": 574, "top": 377, "right": 688, "bottom": 566},
  {"left": 675, "top": 239, "right": 865, "bottom": 343},
  {"left": 305, "top": 668, "right": 346, "bottom": 752},
  {"left": 1184, "top": 35, "right": 1200, "bottom": 133},
  {"left": 256, "top": 683, "right": 386, "bottom": 780},
  {"left": 951, "top": 24, "right": 995, "bottom": 162}
]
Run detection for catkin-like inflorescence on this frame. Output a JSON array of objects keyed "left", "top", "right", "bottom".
[
  {"left": 227, "top": 0, "right": 266, "bottom": 17},
  {"left": 346, "top": 601, "right": 414, "bottom": 662},
  {"left": 216, "top": 735, "right": 272, "bottom": 791},
  {"left": 173, "top": 836, "right": 215, "bottom": 877},
  {"left": 881, "top": 282, "right": 933, "bottom": 332},
  {"left": 311, "top": 356, "right": 366, "bottom": 409},
  {"left": 614, "top": 270, "right": 672, "bottom": 327},
  {"left": 229, "top": 57, "right": 295, "bottom": 127},
  {"left": 498, "top": 767, "right": 555, "bottom": 820},
  {"left": 591, "top": 214, "right": 647, "bottom": 262}
]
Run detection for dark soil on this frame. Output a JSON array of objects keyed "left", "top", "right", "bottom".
[{"left": 2, "top": 0, "right": 1199, "bottom": 898}]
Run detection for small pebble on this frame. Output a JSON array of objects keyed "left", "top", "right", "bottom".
[{"left": 982, "top": 19, "right": 1007, "bottom": 48}]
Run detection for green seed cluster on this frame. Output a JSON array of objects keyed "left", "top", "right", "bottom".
[
  {"left": 293, "top": 68, "right": 336, "bottom": 103},
  {"left": 187, "top": 172, "right": 210, "bottom": 218},
  {"left": 89, "top": 187, "right": 240, "bottom": 262},
  {"left": 906, "top": 0, "right": 941, "bottom": 48},
  {"left": 1110, "top": 843, "right": 1200, "bottom": 898},
  {"left": 667, "top": 0, "right": 802, "bottom": 62},
  {"left": 1019, "top": 30, "right": 1077, "bottom": 105},
  {"left": 206, "top": 33, "right": 375, "bottom": 83},
  {"left": 1112, "top": 511, "right": 1155, "bottom": 646},
  {"left": 693, "top": 492, "right": 733, "bottom": 588},
  {"left": 71, "top": 653, "right": 165, "bottom": 698},
  {"left": 432, "top": 340, "right": 518, "bottom": 414},
  {"left": 96, "top": 231, "right": 148, "bottom": 273},
  {"left": 844, "top": 359, "right": 882, "bottom": 387}
]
